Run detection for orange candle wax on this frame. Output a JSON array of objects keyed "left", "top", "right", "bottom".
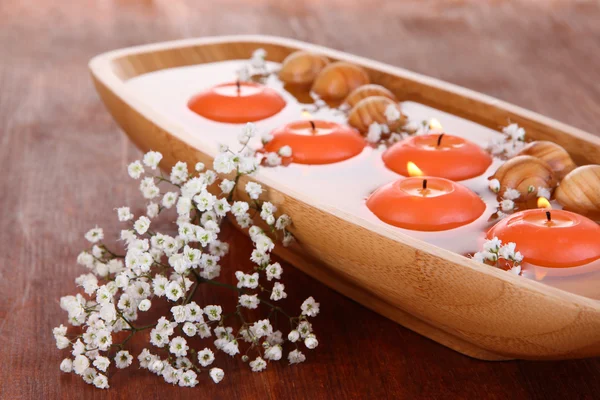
[
  {"left": 264, "top": 120, "right": 365, "bottom": 165},
  {"left": 188, "top": 81, "right": 286, "bottom": 123},
  {"left": 366, "top": 176, "right": 486, "bottom": 231},
  {"left": 487, "top": 209, "right": 600, "bottom": 268},
  {"left": 382, "top": 133, "right": 492, "bottom": 181}
]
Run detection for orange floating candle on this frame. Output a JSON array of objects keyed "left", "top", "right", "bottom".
[
  {"left": 382, "top": 133, "right": 492, "bottom": 181},
  {"left": 188, "top": 81, "right": 286, "bottom": 123},
  {"left": 367, "top": 162, "right": 486, "bottom": 231},
  {"left": 264, "top": 120, "right": 365, "bottom": 165},
  {"left": 487, "top": 198, "right": 600, "bottom": 268}
]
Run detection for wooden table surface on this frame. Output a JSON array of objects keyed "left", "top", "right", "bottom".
[{"left": 2, "top": 0, "right": 600, "bottom": 398}]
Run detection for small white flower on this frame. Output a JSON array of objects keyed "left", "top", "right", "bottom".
[
  {"left": 384, "top": 104, "right": 401, "bottom": 122},
  {"left": 503, "top": 188, "right": 521, "bottom": 201},
  {"left": 170, "top": 161, "right": 189, "bottom": 184},
  {"left": 214, "top": 198, "right": 231, "bottom": 216},
  {"left": 366, "top": 122, "right": 383, "bottom": 143},
  {"left": 483, "top": 237, "right": 502, "bottom": 253},
  {"left": 204, "top": 305, "right": 222, "bottom": 321},
  {"left": 222, "top": 340, "right": 240, "bottom": 356},
  {"left": 85, "top": 227, "right": 104, "bottom": 243},
  {"left": 93, "top": 356, "right": 110, "bottom": 372},
  {"left": 270, "top": 282, "right": 287, "bottom": 301},
  {"left": 209, "top": 368, "right": 225, "bottom": 384},
  {"left": 220, "top": 179, "right": 235, "bottom": 194},
  {"left": 73, "top": 355, "right": 90, "bottom": 375},
  {"left": 213, "top": 152, "right": 236, "bottom": 174},
  {"left": 249, "top": 356, "right": 267, "bottom": 372},
  {"left": 503, "top": 123, "right": 526, "bottom": 141},
  {"left": 128, "top": 160, "right": 145, "bottom": 179},
  {"left": 138, "top": 299, "right": 151, "bottom": 311},
  {"left": 250, "top": 319, "right": 273, "bottom": 338},
  {"left": 266, "top": 262, "right": 282, "bottom": 281},
  {"left": 115, "top": 350, "right": 133, "bottom": 369},
  {"left": 182, "top": 322, "right": 197, "bottom": 337},
  {"left": 304, "top": 334, "right": 319, "bottom": 349},
  {"left": 239, "top": 294, "right": 260, "bottom": 309},
  {"left": 60, "top": 358, "right": 73, "bottom": 373},
  {"left": 146, "top": 203, "right": 159, "bottom": 219},
  {"left": 514, "top": 251, "right": 524, "bottom": 264},
  {"left": 537, "top": 186, "right": 551, "bottom": 200},
  {"left": 278, "top": 145, "right": 292, "bottom": 157},
  {"left": 93, "top": 374, "right": 109, "bottom": 389},
  {"left": 265, "top": 152, "right": 282, "bottom": 167},
  {"left": 288, "top": 349, "right": 306, "bottom": 364},
  {"left": 165, "top": 281, "right": 184, "bottom": 302},
  {"left": 134, "top": 216, "right": 150, "bottom": 235},
  {"left": 488, "top": 179, "right": 500, "bottom": 193},
  {"left": 500, "top": 199, "right": 515, "bottom": 212},
  {"left": 509, "top": 265, "right": 522, "bottom": 275},
  {"left": 171, "top": 305, "right": 187, "bottom": 323},
  {"left": 195, "top": 162, "right": 205, "bottom": 172},
  {"left": 472, "top": 252, "right": 486, "bottom": 264},
  {"left": 169, "top": 337, "right": 188, "bottom": 357},
  {"left": 197, "top": 348, "right": 215, "bottom": 367},
  {"left": 499, "top": 242, "right": 518, "bottom": 260},
  {"left": 117, "top": 207, "right": 134, "bottom": 222},
  {"left": 275, "top": 215, "right": 291, "bottom": 230},
  {"left": 288, "top": 330, "right": 300, "bottom": 343},
  {"left": 245, "top": 182, "right": 263, "bottom": 200},
  {"left": 301, "top": 296, "right": 320, "bottom": 317},
  {"left": 264, "top": 345, "right": 282, "bottom": 361},
  {"left": 143, "top": 151, "right": 163, "bottom": 169},
  {"left": 261, "top": 132, "right": 274, "bottom": 144},
  {"left": 55, "top": 335, "right": 70, "bottom": 349},
  {"left": 231, "top": 201, "right": 250, "bottom": 217}
]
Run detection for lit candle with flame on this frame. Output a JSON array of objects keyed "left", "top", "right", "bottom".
[
  {"left": 366, "top": 161, "right": 486, "bottom": 231},
  {"left": 188, "top": 81, "right": 286, "bottom": 123},
  {"left": 487, "top": 198, "right": 600, "bottom": 268},
  {"left": 382, "top": 121, "right": 492, "bottom": 181},
  {"left": 263, "top": 112, "right": 365, "bottom": 165}
]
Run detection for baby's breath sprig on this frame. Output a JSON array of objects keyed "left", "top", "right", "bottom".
[
  {"left": 54, "top": 123, "right": 319, "bottom": 389},
  {"left": 472, "top": 236, "right": 523, "bottom": 275}
]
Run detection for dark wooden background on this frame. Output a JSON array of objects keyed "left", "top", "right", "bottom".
[{"left": 2, "top": 0, "right": 600, "bottom": 398}]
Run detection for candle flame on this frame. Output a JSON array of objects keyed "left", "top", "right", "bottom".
[
  {"left": 428, "top": 118, "right": 443, "bottom": 131},
  {"left": 537, "top": 197, "right": 552, "bottom": 209},
  {"left": 301, "top": 110, "right": 312, "bottom": 119},
  {"left": 407, "top": 161, "right": 424, "bottom": 177}
]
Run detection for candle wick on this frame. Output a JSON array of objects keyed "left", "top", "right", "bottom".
[
  {"left": 309, "top": 120, "right": 316, "bottom": 132},
  {"left": 546, "top": 211, "right": 552, "bottom": 222},
  {"left": 422, "top": 179, "right": 427, "bottom": 190},
  {"left": 437, "top": 134, "right": 444, "bottom": 146},
  {"left": 236, "top": 80, "right": 241, "bottom": 95}
]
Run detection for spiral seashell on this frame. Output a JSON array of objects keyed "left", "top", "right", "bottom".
[
  {"left": 555, "top": 165, "right": 600, "bottom": 219},
  {"left": 311, "top": 62, "right": 370, "bottom": 100},
  {"left": 491, "top": 155, "right": 557, "bottom": 200},
  {"left": 517, "top": 140, "right": 576, "bottom": 181},
  {"left": 347, "top": 96, "right": 405, "bottom": 134},
  {"left": 344, "top": 84, "right": 396, "bottom": 108},
  {"left": 279, "top": 51, "right": 330, "bottom": 86}
]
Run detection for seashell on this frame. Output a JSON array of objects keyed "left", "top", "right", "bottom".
[
  {"left": 555, "top": 165, "right": 600, "bottom": 219},
  {"left": 311, "top": 62, "right": 370, "bottom": 100},
  {"left": 344, "top": 84, "right": 396, "bottom": 108},
  {"left": 491, "top": 155, "right": 557, "bottom": 200},
  {"left": 347, "top": 96, "right": 405, "bottom": 133},
  {"left": 279, "top": 51, "right": 329, "bottom": 86},
  {"left": 517, "top": 140, "right": 576, "bottom": 181}
]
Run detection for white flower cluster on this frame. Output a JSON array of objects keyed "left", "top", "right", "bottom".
[
  {"left": 236, "top": 48, "right": 269, "bottom": 81},
  {"left": 472, "top": 237, "right": 523, "bottom": 275},
  {"left": 55, "top": 132, "right": 319, "bottom": 389},
  {"left": 488, "top": 123, "right": 526, "bottom": 157},
  {"left": 489, "top": 179, "right": 552, "bottom": 220}
]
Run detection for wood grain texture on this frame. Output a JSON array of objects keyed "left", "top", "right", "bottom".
[
  {"left": 2, "top": 0, "right": 600, "bottom": 398},
  {"left": 90, "top": 35, "right": 600, "bottom": 360}
]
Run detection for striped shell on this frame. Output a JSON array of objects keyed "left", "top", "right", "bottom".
[
  {"left": 517, "top": 140, "right": 576, "bottom": 181},
  {"left": 555, "top": 165, "right": 600, "bottom": 218},
  {"left": 311, "top": 62, "right": 370, "bottom": 100},
  {"left": 491, "top": 155, "right": 557, "bottom": 200},
  {"left": 344, "top": 84, "right": 396, "bottom": 108},
  {"left": 279, "top": 51, "right": 329, "bottom": 86},
  {"left": 348, "top": 96, "right": 405, "bottom": 134}
]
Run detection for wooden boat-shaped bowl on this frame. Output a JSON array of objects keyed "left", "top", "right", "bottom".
[{"left": 89, "top": 35, "right": 600, "bottom": 361}]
